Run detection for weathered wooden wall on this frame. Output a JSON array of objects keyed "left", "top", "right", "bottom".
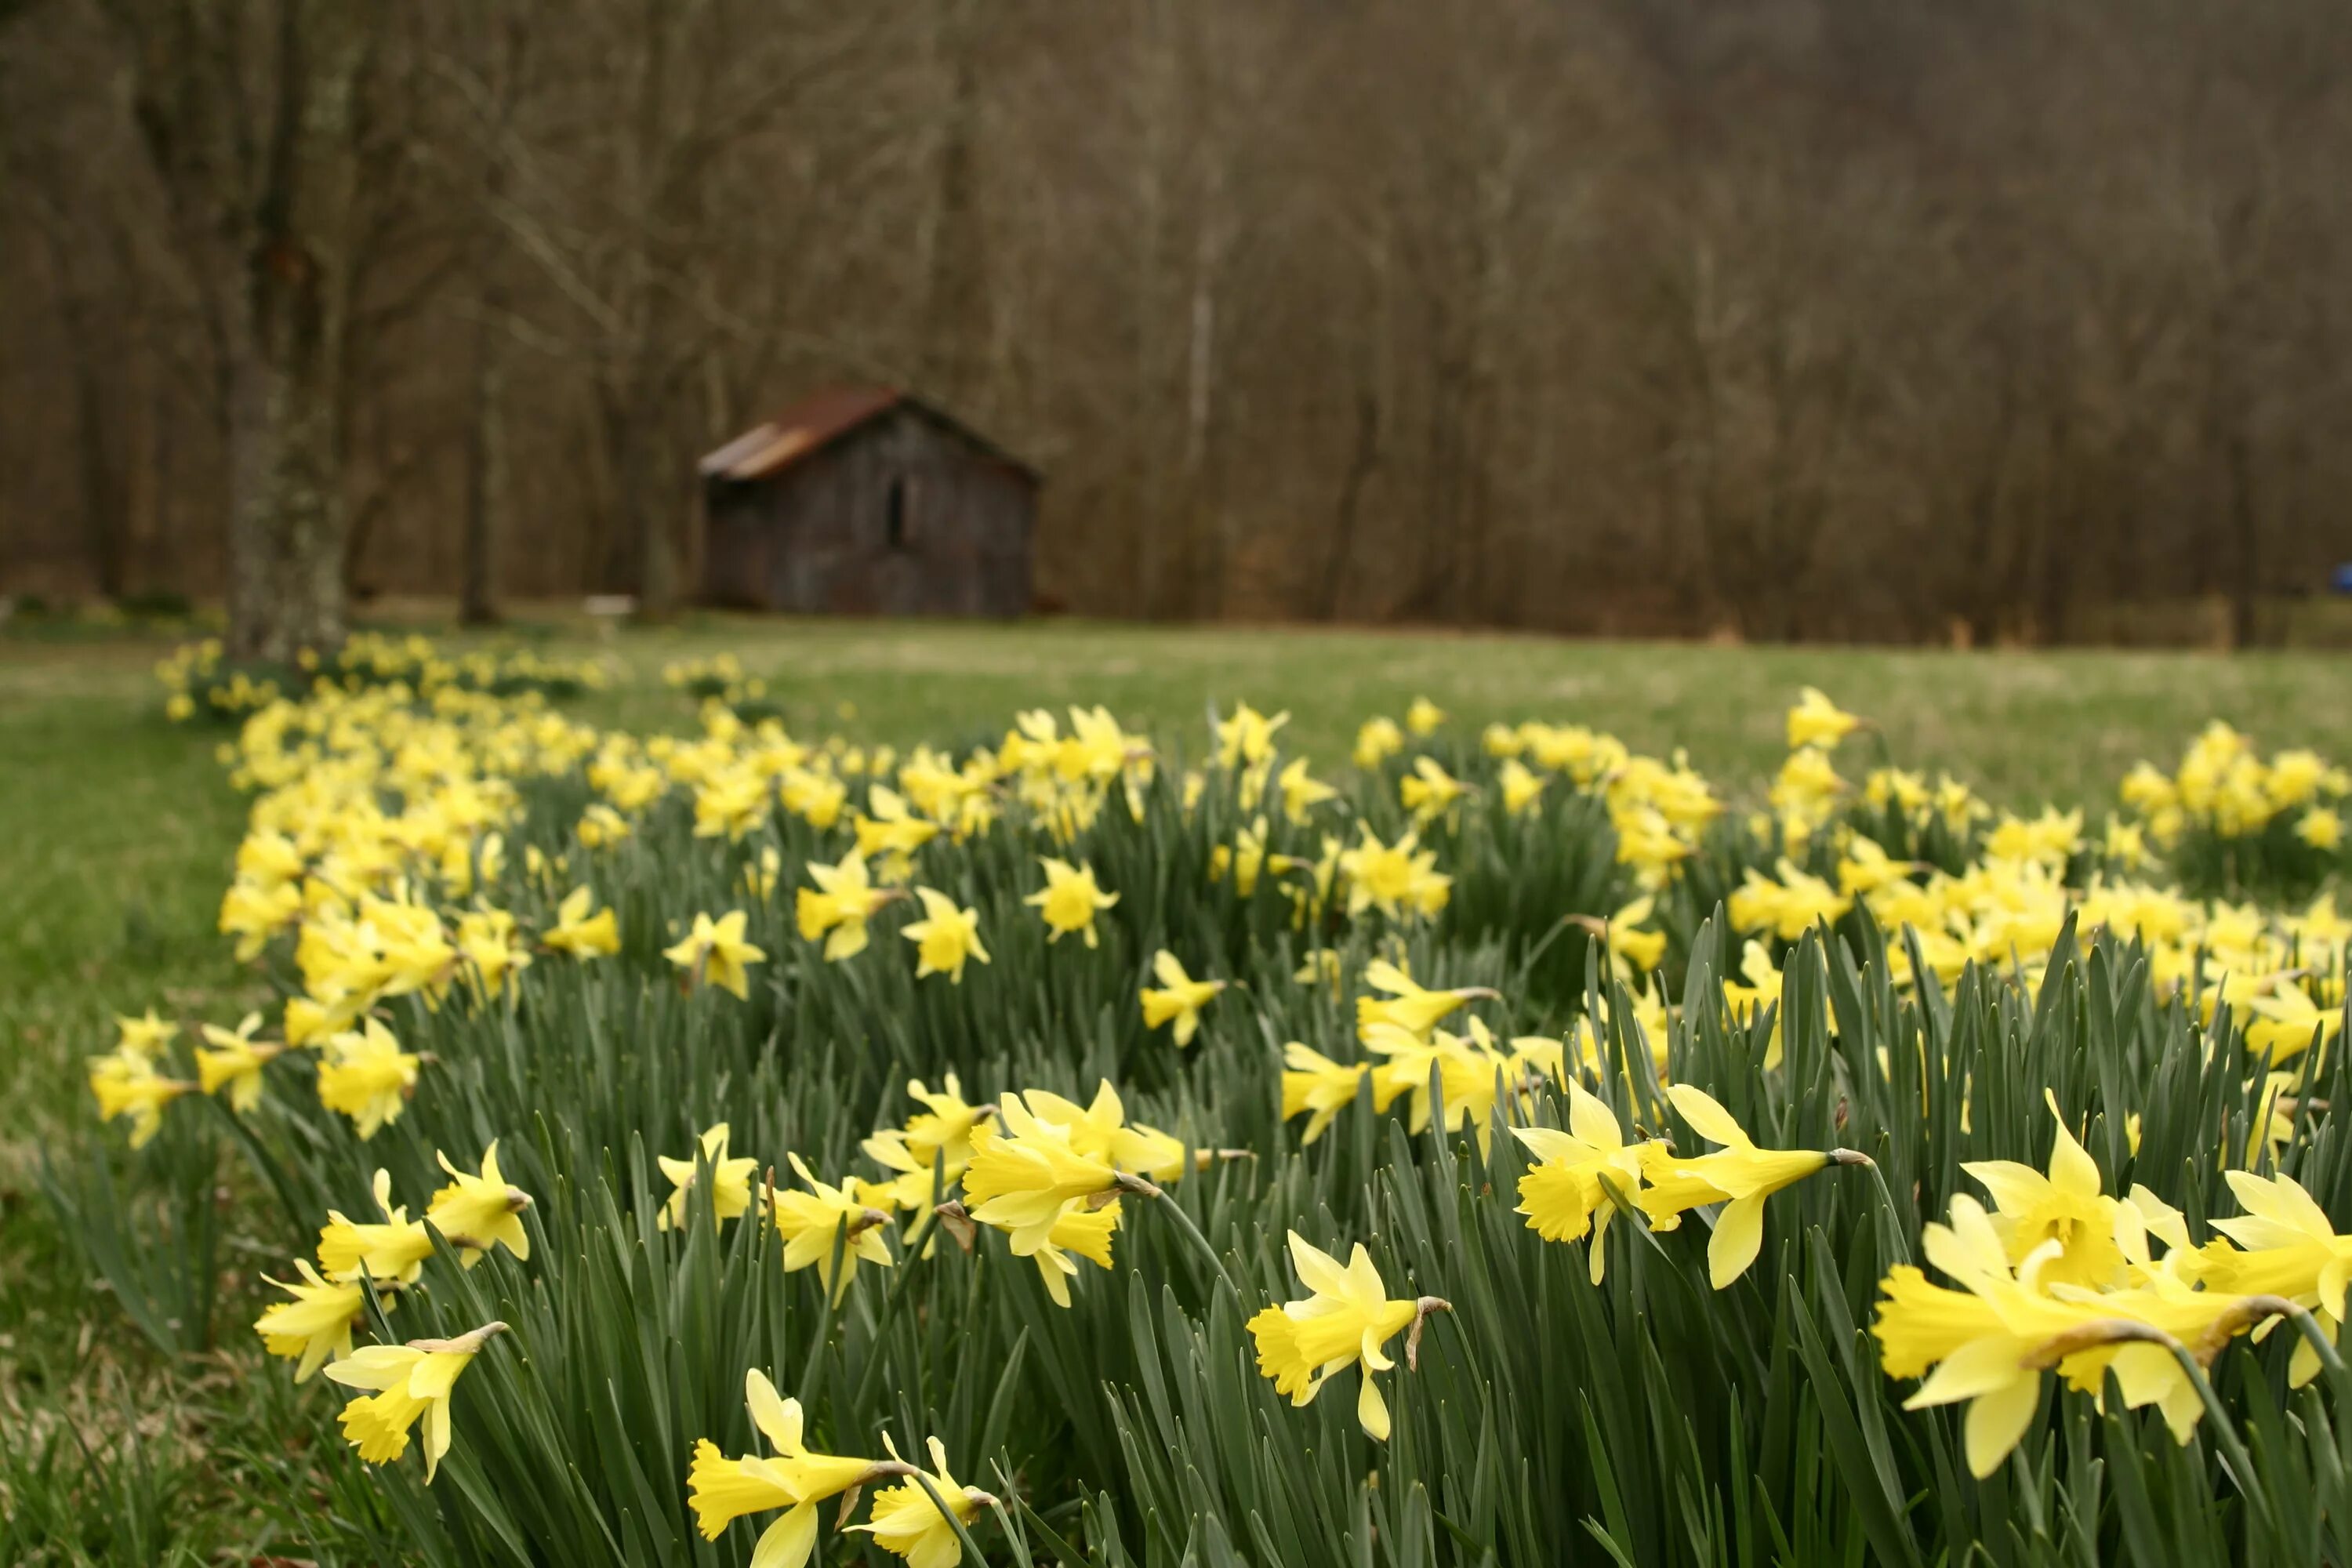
[{"left": 702, "top": 408, "right": 1033, "bottom": 616}]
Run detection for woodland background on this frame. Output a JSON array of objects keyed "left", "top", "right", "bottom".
[{"left": 4, "top": 0, "right": 2350, "bottom": 645}]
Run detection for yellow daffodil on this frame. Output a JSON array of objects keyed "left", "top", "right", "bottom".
[
  {"left": 1404, "top": 696, "right": 1446, "bottom": 735},
  {"left": 1025, "top": 857, "right": 1119, "bottom": 946},
  {"left": 1247, "top": 1231, "right": 1447, "bottom": 1441},
  {"left": 1279, "top": 1042, "right": 1370, "bottom": 1145},
  {"left": 114, "top": 1008, "right": 178, "bottom": 1058},
  {"left": 1354, "top": 959, "right": 1494, "bottom": 1040},
  {"left": 1354, "top": 716, "right": 1405, "bottom": 769},
  {"left": 325, "top": 1320, "right": 505, "bottom": 1481},
  {"left": 543, "top": 885, "right": 619, "bottom": 957},
  {"left": 1399, "top": 757, "right": 1468, "bottom": 824},
  {"left": 1959, "top": 1092, "right": 2125, "bottom": 1290},
  {"left": 1209, "top": 815, "right": 1272, "bottom": 895},
  {"left": 89, "top": 1047, "right": 196, "bottom": 1148},
  {"left": 769, "top": 1155, "right": 894, "bottom": 1302},
  {"left": 960, "top": 1093, "right": 1123, "bottom": 1252},
  {"left": 194, "top": 1011, "right": 284, "bottom": 1112},
  {"left": 2207, "top": 1167, "right": 2352, "bottom": 1375},
  {"left": 456, "top": 909, "right": 532, "bottom": 998},
  {"left": 1511, "top": 1082, "right": 1647, "bottom": 1284},
  {"left": 1139, "top": 949, "right": 1225, "bottom": 1046},
  {"left": 1214, "top": 702, "right": 1289, "bottom": 769},
  {"left": 1728, "top": 859, "right": 1853, "bottom": 941},
  {"left": 853, "top": 785, "right": 942, "bottom": 878},
  {"left": 1029, "top": 1197, "right": 1120, "bottom": 1308},
  {"left": 1719, "top": 940, "right": 1788, "bottom": 1069},
  {"left": 1338, "top": 826, "right": 1450, "bottom": 921},
  {"left": 659, "top": 1123, "right": 760, "bottom": 1230},
  {"left": 255, "top": 1260, "right": 367, "bottom": 1381},
  {"left": 1277, "top": 757, "right": 1338, "bottom": 825},
  {"left": 1639, "top": 1084, "right": 1867, "bottom": 1288},
  {"left": 1871, "top": 1201, "right": 2102, "bottom": 1476},
  {"left": 665, "top": 910, "right": 766, "bottom": 1000},
  {"left": 851, "top": 1435, "right": 996, "bottom": 1568},
  {"left": 797, "top": 850, "right": 896, "bottom": 960},
  {"left": 900, "top": 887, "right": 989, "bottom": 982},
  {"left": 2245, "top": 982, "right": 2343, "bottom": 1066},
  {"left": 318, "top": 1169, "right": 436, "bottom": 1285},
  {"left": 577, "top": 802, "right": 633, "bottom": 848},
  {"left": 688, "top": 1369, "right": 883, "bottom": 1567},
  {"left": 1786, "top": 687, "right": 1860, "bottom": 750},
  {"left": 1498, "top": 759, "right": 1547, "bottom": 816},
  {"left": 424, "top": 1141, "right": 532, "bottom": 1267},
  {"left": 317, "top": 1018, "right": 421, "bottom": 1140},
  {"left": 780, "top": 765, "right": 849, "bottom": 830},
  {"left": 894, "top": 1074, "right": 993, "bottom": 1169},
  {"left": 1019, "top": 1080, "right": 1193, "bottom": 1181}
]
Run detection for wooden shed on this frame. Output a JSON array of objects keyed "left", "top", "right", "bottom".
[{"left": 698, "top": 387, "right": 1037, "bottom": 616}]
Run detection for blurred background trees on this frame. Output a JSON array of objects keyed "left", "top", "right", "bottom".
[{"left": 3, "top": 0, "right": 2348, "bottom": 645}]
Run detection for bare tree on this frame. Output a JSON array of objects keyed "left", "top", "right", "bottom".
[{"left": 95, "top": 0, "right": 383, "bottom": 659}]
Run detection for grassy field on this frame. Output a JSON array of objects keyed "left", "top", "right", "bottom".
[{"left": 2, "top": 611, "right": 2347, "bottom": 1559}]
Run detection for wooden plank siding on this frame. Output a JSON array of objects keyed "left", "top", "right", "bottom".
[{"left": 701, "top": 406, "right": 1034, "bottom": 616}]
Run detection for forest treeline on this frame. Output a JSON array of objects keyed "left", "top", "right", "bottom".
[{"left": 2, "top": 0, "right": 2347, "bottom": 649}]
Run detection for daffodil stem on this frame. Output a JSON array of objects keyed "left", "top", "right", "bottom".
[
  {"left": 2163, "top": 1339, "right": 2276, "bottom": 1537},
  {"left": 2270, "top": 1299, "right": 2349, "bottom": 1381},
  {"left": 1859, "top": 1160, "right": 1915, "bottom": 1266},
  {"left": 1119, "top": 1174, "right": 1240, "bottom": 1296}
]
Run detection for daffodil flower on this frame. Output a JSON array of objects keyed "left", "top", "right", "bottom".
[
  {"left": 1247, "top": 1231, "right": 1449, "bottom": 1441},
  {"left": 959, "top": 1094, "right": 1123, "bottom": 1252},
  {"left": 1786, "top": 687, "right": 1860, "bottom": 751},
  {"left": 317, "top": 1018, "right": 421, "bottom": 1139},
  {"left": 797, "top": 850, "right": 896, "bottom": 960},
  {"left": 1960, "top": 1091, "right": 2125, "bottom": 1290},
  {"left": 659, "top": 1123, "right": 760, "bottom": 1230},
  {"left": 1277, "top": 757, "right": 1338, "bottom": 825},
  {"left": 89, "top": 1047, "right": 195, "bottom": 1148},
  {"left": 851, "top": 1435, "right": 996, "bottom": 1568},
  {"left": 114, "top": 1007, "right": 178, "bottom": 1058},
  {"left": 769, "top": 1155, "right": 894, "bottom": 1302},
  {"left": 318, "top": 1169, "right": 436, "bottom": 1285},
  {"left": 1353, "top": 959, "right": 1495, "bottom": 1040},
  {"left": 1140, "top": 949, "right": 1225, "bottom": 1046},
  {"left": 1399, "top": 757, "right": 1468, "bottom": 824},
  {"left": 664, "top": 909, "right": 767, "bottom": 1000},
  {"left": 423, "top": 1140, "right": 532, "bottom": 1267},
  {"left": 1511, "top": 1082, "right": 1647, "bottom": 1285},
  {"left": 543, "top": 885, "right": 619, "bottom": 957},
  {"left": 688, "top": 1369, "right": 882, "bottom": 1568},
  {"left": 325, "top": 1320, "right": 505, "bottom": 1482},
  {"left": 255, "top": 1260, "right": 367, "bottom": 1381},
  {"left": 1214, "top": 702, "right": 1289, "bottom": 769},
  {"left": 899, "top": 887, "right": 989, "bottom": 982},
  {"left": 1280, "top": 1043, "right": 1370, "bottom": 1145},
  {"left": 1025, "top": 857, "right": 1119, "bottom": 946},
  {"left": 1639, "top": 1084, "right": 1868, "bottom": 1289}
]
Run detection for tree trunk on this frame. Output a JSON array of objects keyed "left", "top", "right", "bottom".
[
  {"left": 459, "top": 291, "right": 508, "bottom": 626},
  {"left": 921, "top": 0, "right": 985, "bottom": 398},
  {"left": 621, "top": 411, "right": 681, "bottom": 619},
  {"left": 225, "top": 327, "right": 349, "bottom": 662},
  {"left": 116, "top": 0, "right": 376, "bottom": 662},
  {"left": 2227, "top": 423, "right": 2261, "bottom": 650},
  {"left": 1319, "top": 389, "right": 1380, "bottom": 621}
]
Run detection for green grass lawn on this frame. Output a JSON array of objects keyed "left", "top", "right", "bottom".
[{"left": 1, "top": 611, "right": 2346, "bottom": 1559}]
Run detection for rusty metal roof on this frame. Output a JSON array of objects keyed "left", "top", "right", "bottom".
[{"left": 699, "top": 386, "right": 1036, "bottom": 482}]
